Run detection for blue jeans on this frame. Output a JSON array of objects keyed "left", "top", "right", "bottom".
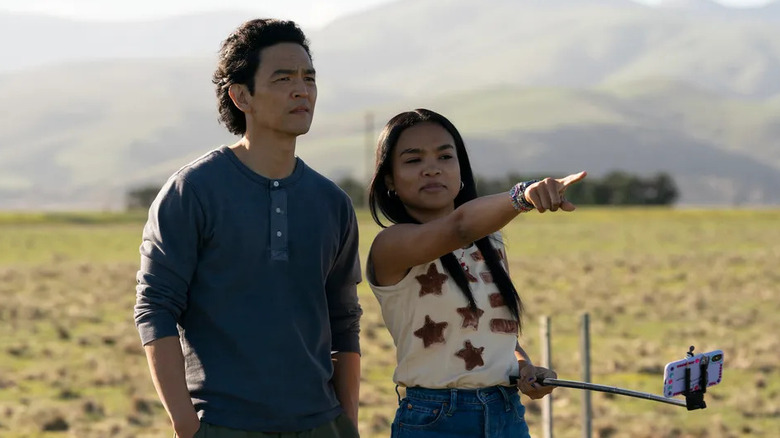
[{"left": 391, "top": 386, "right": 531, "bottom": 438}]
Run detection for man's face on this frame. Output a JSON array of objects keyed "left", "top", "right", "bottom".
[{"left": 246, "top": 42, "right": 316, "bottom": 138}]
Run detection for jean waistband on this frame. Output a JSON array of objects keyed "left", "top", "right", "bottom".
[{"left": 404, "top": 385, "right": 518, "bottom": 405}]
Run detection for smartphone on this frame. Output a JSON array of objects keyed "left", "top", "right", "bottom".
[{"left": 663, "top": 350, "right": 724, "bottom": 398}]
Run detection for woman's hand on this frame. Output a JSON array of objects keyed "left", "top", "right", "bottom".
[
  {"left": 524, "top": 171, "right": 587, "bottom": 213},
  {"left": 516, "top": 362, "right": 557, "bottom": 400}
]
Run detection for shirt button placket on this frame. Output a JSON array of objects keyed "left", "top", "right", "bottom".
[{"left": 269, "top": 180, "right": 288, "bottom": 261}]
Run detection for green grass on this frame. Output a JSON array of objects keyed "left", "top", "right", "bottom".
[
  {"left": 0, "top": 208, "right": 778, "bottom": 437},
  {"left": 0, "top": 214, "right": 145, "bottom": 265}
]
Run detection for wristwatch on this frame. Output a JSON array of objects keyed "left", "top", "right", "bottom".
[
  {"left": 510, "top": 179, "right": 539, "bottom": 212},
  {"left": 516, "top": 180, "right": 538, "bottom": 211}
]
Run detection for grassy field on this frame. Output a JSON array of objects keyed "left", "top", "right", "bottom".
[{"left": 0, "top": 208, "right": 778, "bottom": 437}]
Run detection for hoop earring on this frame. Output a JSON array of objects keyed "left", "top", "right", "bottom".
[
  {"left": 460, "top": 181, "right": 464, "bottom": 191},
  {"left": 387, "top": 190, "right": 396, "bottom": 198}
]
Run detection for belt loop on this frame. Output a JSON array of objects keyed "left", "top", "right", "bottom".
[
  {"left": 446, "top": 389, "right": 458, "bottom": 416},
  {"left": 497, "top": 386, "right": 511, "bottom": 412},
  {"left": 395, "top": 385, "right": 401, "bottom": 405}
]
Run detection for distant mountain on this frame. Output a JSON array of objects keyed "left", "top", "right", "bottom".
[
  {"left": 3, "top": 2, "right": 780, "bottom": 98},
  {"left": 0, "top": 11, "right": 250, "bottom": 72},
  {"left": 1, "top": 0, "right": 780, "bottom": 209},
  {"left": 656, "top": 0, "right": 727, "bottom": 11},
  {"left": 318, "top": 81, "right": 780, "bottom": 205},
  {"left": 751, "top": 1, "right": 780, "bottom": 18},
  {"left": 656, "top": 0, "right": 780, "bottom": 21},
  {"left": 310, "top": 0, "right": 780, "bottom": 106},
  {"left": 1, "top": 58, "right": 778, "bottom": 208},
  {"left": 0, "top": 58, "right": 221, "bottom": 210}
]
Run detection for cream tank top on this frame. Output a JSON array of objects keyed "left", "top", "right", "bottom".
[{"left": 368, "top": 234, "right": 520, "bottom": 388}]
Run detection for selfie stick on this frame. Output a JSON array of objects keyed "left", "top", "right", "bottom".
[
  {"left": 535, "top": 378, "right": 687, "bottom": 407},
  {"left": 511, "top": 346, "right": 709, "bottom": 411}
]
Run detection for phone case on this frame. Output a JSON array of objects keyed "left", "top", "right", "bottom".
[{"left": 663, "top": 350, "right": 724, "bottom": 398}]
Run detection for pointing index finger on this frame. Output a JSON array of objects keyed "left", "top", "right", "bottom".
[{"left": 558, "top": 171, "right": 587, "bottom": 188}]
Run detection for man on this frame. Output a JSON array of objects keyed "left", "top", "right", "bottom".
[{"left": 134, "top": 19, "right": 362, "bottom": 438}]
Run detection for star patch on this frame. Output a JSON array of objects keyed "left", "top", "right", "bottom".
[
  {"left": 416, "top": 263, "right": 448, "bottom": 297},
  {"left": 490, "top": 318, "right": 519, "bottom": 334},
  {"left": 413, "top": 315, "right": 448, "bottom": 348},
  {"left": 455, "top": 340, "right": 485, "bottom": 371},
  {"left": 456, "top": 306, "right": 485, "bottom": 329},
  {"left": 488, "top": 293, "right": 505, "bottom": 307}
]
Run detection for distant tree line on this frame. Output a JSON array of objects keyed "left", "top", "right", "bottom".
[
  {"left": 126, "top": 186, "right": 160, "bottom": 211},
  {"left": 125, "top": 171, "right": 678, "bottom": 211},
  {"left": 475, "top": 171, "right": 679, "bottom": 206},
  {"left": 334, "top": 171, "right": 678, "bottom": 208}
]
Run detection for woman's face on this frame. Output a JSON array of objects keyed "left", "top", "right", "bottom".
[{"left": 385, "top": 122, "right": 462, "bottom": 223}]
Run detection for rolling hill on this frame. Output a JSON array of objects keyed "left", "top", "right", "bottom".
[{"left": 1, "top": 0, "right": 779, "bottom": 208}]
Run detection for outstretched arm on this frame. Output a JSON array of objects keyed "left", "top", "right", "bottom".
[{"left": 371, "top": 171, "right": 587, "bottom": 285}]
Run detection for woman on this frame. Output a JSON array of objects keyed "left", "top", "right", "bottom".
[{"left": 366, "top": 109, "right": 586, "bottom": 437}]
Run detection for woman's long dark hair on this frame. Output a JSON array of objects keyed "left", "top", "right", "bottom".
[{"left": 368, "top": 109, "right": 524, "bottom": 328}]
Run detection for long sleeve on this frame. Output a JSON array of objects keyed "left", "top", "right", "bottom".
[
  {"left": 134, "top": 175, "right": 205, "bottom": 345},
  {"left": 325, "top": 206, "right": 363, "bottom": 355}
]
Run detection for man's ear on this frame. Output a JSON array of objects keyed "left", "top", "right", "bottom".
[
  {"left": 228, "top": 83, "right": 251, "bottom": 113},
  {"left": 384, "top": 174, "right": 394, "bottom": 192}
]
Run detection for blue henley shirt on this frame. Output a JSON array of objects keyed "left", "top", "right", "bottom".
[{"left": 134, "top": 146, "right": 362, "bottom": 432}]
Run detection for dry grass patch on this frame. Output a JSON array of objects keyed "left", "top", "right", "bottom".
[{"left": 0, "top": 209, "right": 777, "bottom": 437}]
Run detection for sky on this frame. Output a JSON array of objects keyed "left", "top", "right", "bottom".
[{"left": 0, "top": 0, "right": 775, "bottom": 27}]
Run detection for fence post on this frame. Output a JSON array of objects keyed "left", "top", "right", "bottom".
[
  {"left": 581, "top": 313, "right": 592, "bottom": 438},
  {"left": 363, "top": 111, "right": 374, "bottom": 207},
  {"left": 540, "top": 315, "right": 553, "bottom": 438}
]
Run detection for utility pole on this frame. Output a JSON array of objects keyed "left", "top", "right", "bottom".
[{"left": 364, "top": 111, "right": 374, "bottom": 208}]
